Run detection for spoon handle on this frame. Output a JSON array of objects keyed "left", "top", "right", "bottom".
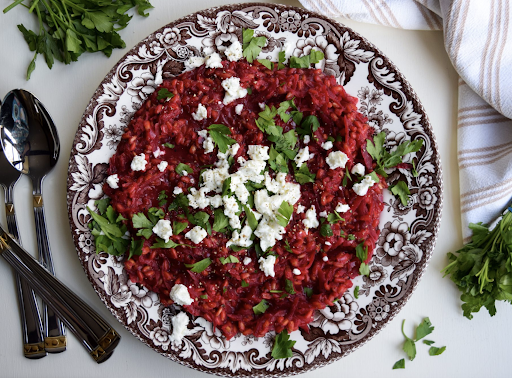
[
  {"left": 5, "top": 194, "right": 46, "bottom": 359},
  {"left": 0, "top": 225, "right": 121, "bottom": 363},
  {"left": 33, "top": 198, "right": 67, "bottom": 352}
]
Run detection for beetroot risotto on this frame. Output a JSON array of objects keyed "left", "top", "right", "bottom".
[{"left": 102, "top": 59, "right": 385, "bottom": 340}]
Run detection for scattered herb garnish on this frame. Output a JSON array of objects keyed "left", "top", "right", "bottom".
[
  {"left": 389, "top": 181, "right": 411, "bottom": 206},
  {"left": 296, "top": 115, "right": 320, "bottom": 139},
  {"left": 242, "top": 28, "right": 266, "bottom": 63},
  {"left": 442, "top": 209, "right": 512, "bottom": 319},
  {"left": 271, "top": 330, "right": 296, "bottom": 359},
  {"left": 208, "top": 124, "right": 236, "bottom": 154},
  {"left": 397, "top": 317, "right": 442, "bottom": 368},
  {"left": 354, "top": 286, "right": 360, "bottom": 299},
  {"left": 258, "top": 58, "right": 273, "bottom": 70},
  {"left": 289, "top": 49, "right": 324, "bottom": 69},
  {"left": 163, "top": 143, "right": 175, "bottom": 149},
  {"left": 428, "top": 346, "right": 446, "bottom": 356},
  {"left": 241, "top": 280, "right": 249, "bottom": 287},
  {"left": 278, "top": 50, "right": 286, "bottom": 69},
  {"left": 189, "top": 211, "right": 211, "bottom": 235},
  {"left": 172, "top": 221, "right": 188, "bottom": 235},
  {"left": 320, "top": 223, "right": 333, "bottom": 237},
  {"left": 5, "top": 0, "right": 153, "bottom": 79},
  {"left": 401, "top": 320, "right": 417, "bottom": 361},
  {"left": 185, "top": 257, "right": 212, "bottom": 273},
  {"left": 276, "top": 201, "right": 293, "bottom": 227},
  {"left": 285, "top": 279, "right": 295, "bottom": 294},
  {"left": 219, "top": 255, "right": 240, "bottom": 265},
  {"left": 392, "top": 359, "right": 405, "bottom": 370},
  {"left": 175, "top": 163, "right": 193, "bottom": 176},
  {"left": 293, "top": 163, "right": 316, "bottom": 184},
  {"left": 355, "top": 242, "right": 369, "bottom": 276},
  {"left": 253, "top": 299, "right": 269, "bottom": 315},
  {"left": 213, "top": 208, "right": 229, "bottom": 233},
  {"left": 303, "top": 287, "right": 313, "bottom": 298},
  {"left": 157, "top": 88, "right": 174, "bottom": 101},
  {"left": 423, "top": 340, "right": 435, "bottom": 346},
  {"left": 158, "top": 190, "right": 168, "bottom": 207},
  {"left": 327, "top": 211, "right": 344, "bottom": 224}
]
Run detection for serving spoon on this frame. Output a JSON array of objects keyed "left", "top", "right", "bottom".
[
  {"left": 0, "top": 89, "right": 66, "bottom": 352},
  {"left": 0, "top": 131, "right": 46, "bottom": 359}
]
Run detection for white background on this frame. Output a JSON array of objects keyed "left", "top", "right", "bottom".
[{"left": 0, "top": 0, "right": 509, "bottom": 377}]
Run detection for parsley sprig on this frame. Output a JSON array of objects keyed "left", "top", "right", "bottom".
[
  {"left": 271, "top": 330, "right": 296, "bottom": 359},
  {"left": 242, "top": 28, "right": 266, "bottom": 63},
  {"left": 4, "top": 0, "right": 153, "bottom": 79}
]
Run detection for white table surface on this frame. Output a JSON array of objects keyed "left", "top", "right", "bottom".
[{"left": 0, "top": 0, "right": 509, "bottom": 377}]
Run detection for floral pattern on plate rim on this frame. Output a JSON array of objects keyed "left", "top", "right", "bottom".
[{"left": 66, "top": 3, "right": 443, "bottom": 377}]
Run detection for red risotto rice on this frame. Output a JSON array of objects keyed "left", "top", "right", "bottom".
[{"left": 104, "top": 60, "right": 385, "bottom": 339}]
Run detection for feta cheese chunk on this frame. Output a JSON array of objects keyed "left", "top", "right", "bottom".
[
  {"left": 303, "top": 135, "right": 310, "bottom": 144},
  {"left": 258, "top": 255, "right": 277, "bottom": 277},
  {"left": 351, "top": 163, "right": 365, "bottom": 176},
  {"left": 294, "top": 146, "right": 313, "bottom": 168},
  {"left": 157, "top": 161, "right": 168, "bottom": 172},
  {"left": 321, "top": 141, "right": 333, "bottom": 150},
  {"left": 221, "top": 77, "right": 248, "bottom": 105},
  {"left": 335, "top": 203, "right": 350, "bottom": 213},
  {"left": 226, "top": 225, "right": 253, "bottom": 248},
  {"left": 153, "top": 148, "right": 165, "bottom": 158},
  {"left": 325, "top": 241, "right": 332, "bottom": 246},
  {"left": 187, "top": 187, "right": 210, "bottom": 209},
  {"left": 130, "top": 153, "right": 147, "bottom": 171},
  {"left": 197, "top": 129, "right": 214, "bottom": 154},
  {"left": 169, "top": 312, "right": 189, "bottom": 344},
  {"left": 173, "top": 187, "right": 183, "bottom": 195},
  {"left": 319, "top": 211, "right": 327, "bottom": 218},
  {"left": 243, "top": 257, "right": 252, "bottom": 265},
  {"left": 235, "top": 104, "right": 244, "bottom": 115},
  {"left": 326, "top": 151, "right": 349, "bottom": 170},
  {"left": 323, "top": 256, "right": 328, "bottom": 262},
  {"left": 254, "top": 217, "right": 285, "bottom": 251},
  {"left": 205, "top": 53, "right": 223, "bottom": 68},
  {"left": 223, "top": 195, "right": 241, "bottom": 229},
  {"left": 153, "top": 219, "right": 173, "bottom": 242},
  {"left": 186, "top": 56, "right": 205, "bottom": 69},
  {"left": 170, "top": 284, "right": 194, "bottom": 306},
  {"left": 225, "top": 40, "right": 243, "bottom": 62},
  {"left": 185, "top": 226, "right": 208, "bottom": 244},
  {"left": 192, "top": 103, "right": 208, "bottom": 121},
  {"left": 352, "top": 175, "right": 378, "bottom": 196},
  {"left": 303, "top": 206, "right": 319, "bottom": 229},
  {"left": 106, "top": 174, "right": 119, "bottom": 189},
  {"left": 292, "top": 268, "right": 301, "bottom": 275},
  {"left": 297, "top": 204, "right": 305, "bottom": 214},
  {"left": 248, "top": 145, "right": 270, "bottom": 161}
]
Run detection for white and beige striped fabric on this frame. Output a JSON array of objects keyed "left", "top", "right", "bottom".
[{"left": 299, "top": 0, "right": 512, "bottom": 241}]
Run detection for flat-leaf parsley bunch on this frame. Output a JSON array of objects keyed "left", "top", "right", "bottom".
[{"left": 3, "top": 0, "right": 153, "bottom": 79}]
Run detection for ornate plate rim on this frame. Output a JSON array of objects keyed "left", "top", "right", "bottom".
[{"left": 66, "top": 2, "right": 443, "bottom": 376}]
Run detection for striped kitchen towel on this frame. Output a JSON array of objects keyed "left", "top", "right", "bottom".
[{"left": 299, "top": 0, "right": 512, "bottom": 241}]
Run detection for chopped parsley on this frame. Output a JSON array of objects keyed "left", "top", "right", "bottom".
[
  {"left": 258, "top": 59, "right": 274, "bottom": 70},
  {"left": 390, "top": 181, "right": 411, "bottom": 206},
  {"left": 253, "top": 299, "right": 269, "bottom": 315},
  {"left": 327, "top": 211, "right": 344, "bottom": 224},
  {"left": 219, "top": 255, "right": 240, "bottom": 265},
  {"left": 355, "top": 242, "right": 370, "bottom": 276},
  {"left": 285, "top": 279, "right": 295, "bottom": 294},
  {"left": 241, "top": 280, "right": 249, "bottom": 287},
  {"left": 242, "top": 28, "right": 267, "bottom": 63},
  {"left": 320, "top": 223, "right": 333, "bottom": 237},
  {"left": 392, "top": 359, "right": 405, "bottom": 369},
  {"left": 158, "top": 190, "right": 168, "bottom": 207},
  {"left": 185, "top": 257, "right": 212, "bottom": 273},
  {"left": 213, "top": 208, "right": 229, "bottom": 233},
  {"left": 271, "top": 330, "right": 296, "bottom": 359},
  {"left": 276, "top": 201, "right": 293, "bottom": 227},
  {"left": 157, "top": 88, "right": 174, "bottom": 101},
  {"left": 289, "top": 49, "right": 324, "bottom": 68},
  {"left": 208, "top": 124, "right": 237, "bottom": 154},
  {"left": 303, "top": 287, "right": 313, "bottom": 298},
  {"left": 354, "top": 286, "right": 360, "bottom": 299},
  {"left": 296, "top": 115, "right": 320, "bottom": 139},
  {"left": 428, "top": 346, "right": 446, "bottom": 356},
  {"left": 172, "top": 221, "right": 188, "bottom": 235},
  {"left": 175, "top": 163, "right": 193, "bottom": 176},
  {"left": 293, "top": 163, "right": 316, "bottom": 184},
  {"left": 163, "top": 143, "right": 175, "bottom": 149}
]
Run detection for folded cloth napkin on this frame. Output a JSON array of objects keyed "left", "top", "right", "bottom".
[{"left": 299, "top": 0, "right": 512, "bottom": 241}]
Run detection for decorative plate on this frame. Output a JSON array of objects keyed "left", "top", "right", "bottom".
[{"left": 66, "top": 3, "right": 442, "bottom": 376}]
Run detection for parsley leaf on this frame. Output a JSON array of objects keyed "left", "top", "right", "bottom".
[
  {"left": 164, "top": 143, "right": 175, "bottom": 149},
  {"left": 253, "top": 299, "right": 269, "bottom": 315},
  {"left": 132, "top": 213, "right": 153, "bottom": 229},
  {"left": 151, "top": 238, "right": 182, "bottom": 249},
  {"left": 327, "top": 211, "right": 344, "bottom": 224},
  {"left": 289, "top": 49, "right": 324, "bottom": 68},
  {"left": 158, "top": 191, "right": 168, "bottom": 207},
  {"left": 242, "top": 28, "right": 267, "bottom": 63},
  {"left": 392, "top": 359, "right": 405, "bottom": 370},
  {"left": 172, "top": 221, "right": 188, "bottom": 235},
  {"left": 87, "top": 205, "right": 129, "bottom": 256},
  {"left": 415, "top": 317, "right": 434, "bottom": 341},
  {"left": 189, "top": 211, "right": 211, "bottom": 235},
  {"left": 423, "top": 340, "right": 435, "bottom": 346},
  {"left": 428, "top": 346, "right": 446, "bottom": 356},
  {"left": 294, "top": 163, "right": 316, "bottom": 184},
  {"left": 354, "top": 286, "right": 360, "bottom": 299},
  {"left": 219, "top": 255, "right": 240, "bottom": 265},
  {"left": 401, "top": 320, "right": 417, "bottom": 361},
  {"left": 355, "top": 242, "right": 368, "bottom": 262},
  {"left": 390, "top": 181, "right": 411, "bottom": 206},
  {"left": 208, "top": 124, "right": 237, "bottom": 154},
  {"left": 320, "top": 223, "right": 333, "bottom": 237},
  {"left": 185, "top": 257, "right": 212, "bottom": 273},
  {"left": 285, "top": 279, "right": 295, "bottom": 294},
  {"left": 213, "top": 208, "right": 229, "bottom": 233},
  {"left": 258, "top": 59, "right": 273, "bottom": 70},
  {"left": 244, "top": 206, "right": 259, "bottom": 231},
  {"left": 175, "top": 163, "right": 193, "bottom": 176},
  {"left": 157, "top": 88, "right": 174, "bottom": 101},
  {"left": 278, "top": 50, "right": 286, "bottom": 69},
  {"left": 241, "top": 280, "right": 249, "bottom": 287},
  {"left": 276, "top": 201, "right": 293, "bottom": 227},
  {"left": 271, "top": 330, "right": 296, "bottom": 359},
  {"left": 296, "top": 115, "right": 320, "bottom": 138},
  {"left": 304, "top": 287, "right": 313, "bottom": 298},
  {"left": 128, "top": 239, "right": 143, "bottom": 260}
]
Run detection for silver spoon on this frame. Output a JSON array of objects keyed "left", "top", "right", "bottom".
[
  {"left": 0, "top": 129, "right": 46, "bottom": 359},
  {"left": 0, "top": 225, "right": 120, "bottom": 363},
  {"left": 0, "top": 89, "right": 66, "bottom": 353}
]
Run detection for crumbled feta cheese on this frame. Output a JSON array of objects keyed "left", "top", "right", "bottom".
[
  {"left": 221, "top": 77, "right": 248, "bottom": 104},
  {"left": 153, "top": 219, "right": 173, "bottom": 242},
  {"left": 248, "top": 145, "right": 270, "bottom": 161},
  {"left": 258, "top": 255, "right": 277, "bottom": 277},
  {"left": 209, "top": 195, "right": 223, "bottom": 208},
  {"left": 237, "top": 156, "right": 246, "bottom": 166},
  {"left": 303, "top": 206, "right": 319, "bottom": 229},
  {"left": 205, "top": 53, "right": 223, "bottom": 69},
  {"left": 226, "top": 225, "right": 253, "bottom": 248},
  {"left": 303, "top": 135, "right": 310, "bottom": 144},
  {"left": 223, "top": 195, "right": 241, "bottom": 229},
  {"left": 173, "top": 187, "right": 183, "bottom": 195},
  {"left": 258, "top": 102, "right": 265, "bottom": 109},
  {"left": 197, "top": 129, "right": 214, "bottom": 153},
  {"left": 192, "top": 103, "right": 208, "bottom": 121},
  {"left": 188, "top": 187, "right": 210, "bottom": 209},
  {"left": 292, "top": 268, "right": 301, "bottom": 275},
  {"left": 243, "top": 257, "right": 252, "bottom": 265},
  {"left": 353, "top": 174, "right": 377, "bottom": 196},
  {"left": 254, "top": 217, "right": 285, "bottom": 251},
  {"left": 319, "top": 211, "right": 327, "bottom": 218},
  {"left": 335, "top": 203, "right": 350, "bottom": 213},
  {"left": 185, "top": 226, "right": 208, "bottom": 244},
  {"left": 225, "top": 40, "right": 243, "bottom": 62},
  {"left": 170, "top": 284, "right": 194, "bottom": 306},
  {"left": 325, "top": 241, "right": 332, "bottom": 246},
  {"left": 323, "top": 256, "right": 328, "bottom": 262},
  {"left": 130, "top": 153, "right": 147, "bottom": 171},
  {"left": 294, "top": 146, "right": 313, "bottom": 168},
  {"left": 297, "top": 204, "right": 305, "bottom": 214},
  {"left": 321, "top": 141, "right": 333, "bottom": 150},
  {"left": 235, "top": 104, "right": 244, "bottom": 115},
  {"left": 326, "top": 151, "right": 349, "bottom": 170},
  {"left": 201, "top": 165, "right": 230, "bottom": 193},
  {"left": 106, "top": 174, "right": 119, "bottom": 189},
  {"left": 169, "top": 312, "right": 189, "bottom": 344},
  {"left": 153, "top": 148, "right": 165, "bottom": 158},
  {"left": 351, "top": 163, "right": 365, "bottom": 176},
  {"left": 182, "top": 170, "right": 188, "bottom": 176},
  {"left": 185, "top": 56, "right": 205, "bottom": 69},
  {"left": 157, "top": 161, "right": 168, "bottom": 172}
]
